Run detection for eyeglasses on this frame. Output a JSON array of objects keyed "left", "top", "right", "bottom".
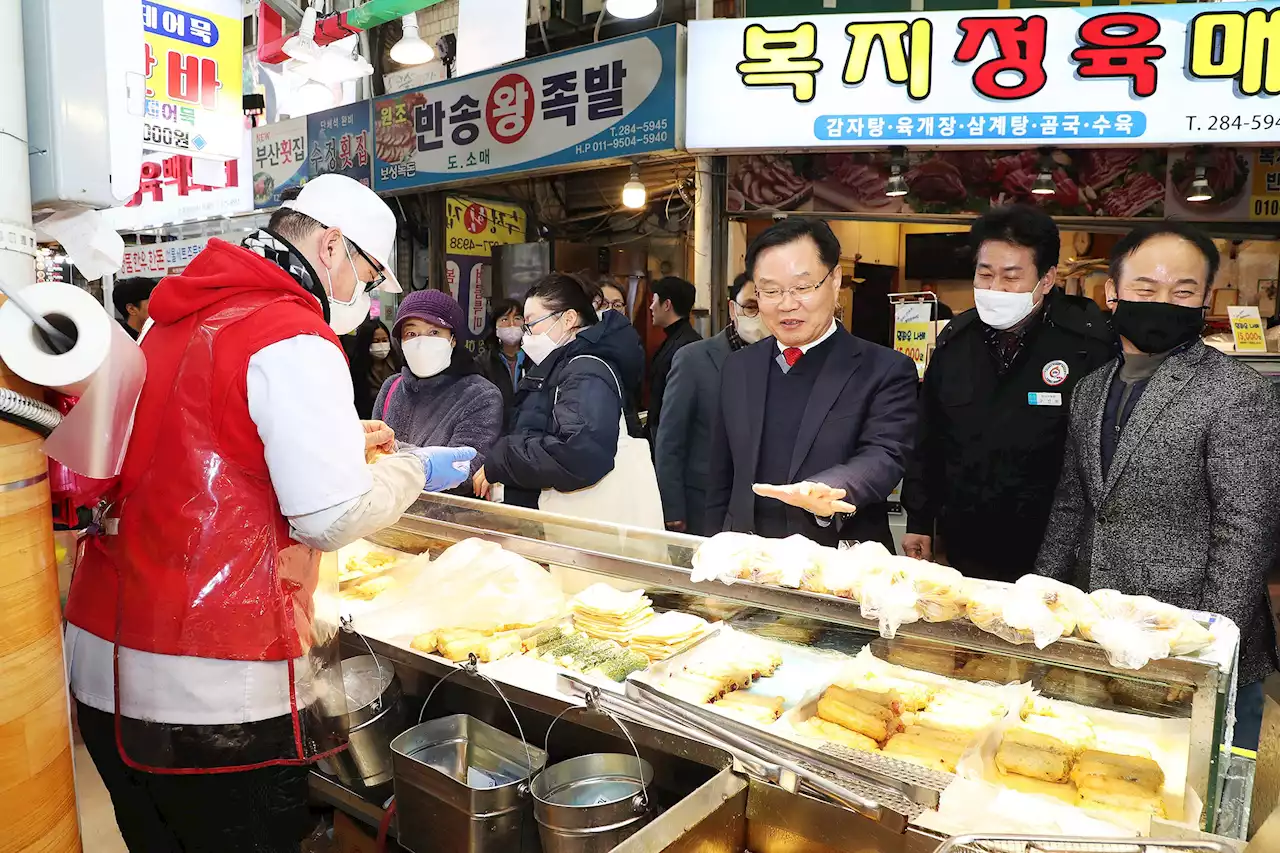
[
  {"left": 604, "top": 299, "right": 627, "bottom": 312},
  {"left": 755, "top": 266, "right": 836, "bottom": 303},
  {"left": 349, "top": 241, "right": 386, "bottom": 293},
  {"left": 733, "top": 299, "right": 760, "bottom": 318},
  {"left": 522, "top": 310, "right": 563, "bottom": 335}
]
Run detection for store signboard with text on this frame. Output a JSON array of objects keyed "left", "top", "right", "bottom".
[
  {"left": 308, "top": 103, "right": 374, "bottom": 187},
  {"left": 445, "top": 197, "right": 527, "bottom": 343},
  {"left": 102, "top": 132, "right": 253, "bottom": 231},
  {"left": 373, "top": 26, "right": 683, "bottom": 192},
  {"left": 252, "top": 117, "right": 308, "bottom": 208},
  {"left": 141, "top": 1, "right": 243, "bottom": 160},
  {"left": 121, "top": 231, "right": 251, "bottom": 277},
  {"left": 688, "top": 4, "right": 1280, "bottom": 150}
]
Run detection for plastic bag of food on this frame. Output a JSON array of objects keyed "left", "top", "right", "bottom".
[
  {"left": 353, "top": 538, "right": 567, "bottom": 642},
  {"left": 858, "top": 557, "right": 921, "bottom": 639},
  {"left": 799, "top": 546, "right": 862, "bottom": 599},
  {"left": 904, "top": 561, "right": 966, "bottom": 623},
  {"left": 690, "top": 532, "right": 817, "bottom": 588},
  {"left": 1075, "top": 589, "right": 1213, "bottom": 669}
]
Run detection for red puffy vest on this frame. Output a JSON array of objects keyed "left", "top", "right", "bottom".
[{"left": 65, "top": 240, "right": 343, "bottom": 662}]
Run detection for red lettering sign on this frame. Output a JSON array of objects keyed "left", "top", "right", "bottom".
[{"left": 955, "top": 16, "right": 1048, "bottom": 101}]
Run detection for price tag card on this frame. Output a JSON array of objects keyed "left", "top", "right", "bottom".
[
  {"left": 894, "top": 302, "right": 932, "bottom": 379},
  {"left": 1228, "top": 305, "right": 1267, "bottom": 353}
]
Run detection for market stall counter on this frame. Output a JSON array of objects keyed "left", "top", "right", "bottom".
[{"left": 320, "top": 493, "right": 1250, "bottom": 852}]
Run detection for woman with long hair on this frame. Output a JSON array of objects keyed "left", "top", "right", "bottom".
[{"left": 348, "top": 317, "right": 401, "bottom": 420}]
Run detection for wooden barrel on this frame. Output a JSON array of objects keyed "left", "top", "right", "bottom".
[{"left": 0, "top": 361, "right": 81, "bottom": 852}]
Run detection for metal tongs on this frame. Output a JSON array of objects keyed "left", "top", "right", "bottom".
[{"left": 556, "top": 674, "right": 908, "bottom": 833}]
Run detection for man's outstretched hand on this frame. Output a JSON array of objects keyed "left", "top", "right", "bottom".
[{"left": 752, "top": 481, "right": 857, "bottom": 518}]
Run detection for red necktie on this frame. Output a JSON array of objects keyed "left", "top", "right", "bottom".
[{"left": 783, "top": 347, "right": 803, "bottom": 367}]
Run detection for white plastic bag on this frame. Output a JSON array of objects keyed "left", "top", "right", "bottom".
[
  {"left": 353, "top": 538, "right": 567, "bottom": 641},
  {"left": 1076, "top": 589, "right": 1213, "bottom": 670}
]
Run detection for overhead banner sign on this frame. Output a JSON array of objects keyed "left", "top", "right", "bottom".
[
  {"left": 141, "top": 1, "right": 243, "bottom": 160},
  {"left": 688, "top": 3, "right": 1280, "bottom": 150},
  {"left": 252, "top": 117, "right": 308, "bottom": 208},
  {"left": 308, "top": 103, "right": 374, "bottom": 188},
  {"left": 121, "top": 231, "right": 251, "bottom": 278},
  {"left": 373, "top": 25, "right": 683, "bottom": 192}
]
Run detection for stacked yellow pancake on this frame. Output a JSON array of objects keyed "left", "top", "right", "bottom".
[
  {"left": 885, "top": 691, "right": 1007, "bottom": 773},
  {"left": 570, "top": 584, "right": 655, "bottom": 643},
  {"left": 1071, "top": 740, "right": 1166, "bottom": 821},
  {"left": 627, "top": 611, "right": 709, "bottom": 661},
  {"left": 995, "top": 710, "right": 1096, "bottom": 785}
]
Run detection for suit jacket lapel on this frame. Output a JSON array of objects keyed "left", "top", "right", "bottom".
[
  {"left": 1100, "top": 345, "right": 1203, "bottom": 501},
  {"left": 1085, "top": 360, "right": 1117, "bottom": 499},
  {"left": 789, "top": 333, "right": 861, "bottom": 481}
]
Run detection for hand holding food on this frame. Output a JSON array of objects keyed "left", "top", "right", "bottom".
[
  {"left": 752, "top": 481, "right": 856, "bottom": 518},
  {"left": 362, "top": 420, "right": 396, "bottom": 463}
]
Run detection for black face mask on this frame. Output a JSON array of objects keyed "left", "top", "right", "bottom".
[{"left": 1110, "top": 299, "right": 1205, "bottom": 354}]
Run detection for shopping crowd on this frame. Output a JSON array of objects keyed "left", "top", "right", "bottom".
[{"left": 70, "top": 174, "right": 1279, "bottom": 851}]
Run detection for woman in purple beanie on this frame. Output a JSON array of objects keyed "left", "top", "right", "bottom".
[{"left": 374, "top": 290, "right": 503, "bottom": 488}]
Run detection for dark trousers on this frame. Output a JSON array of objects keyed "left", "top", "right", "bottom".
[{"left": 77, "top": 702, "right": 313, "bottom": 853}]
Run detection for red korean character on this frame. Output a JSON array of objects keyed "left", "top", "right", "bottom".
[
  {"left": 354, "top": 131, "right": 369, "bottom": 167},
  {"left": 162, "top": 155, "right": 194, "bottom": 196},
  {"left": 143, "top": 43, "right": 158, "bottom": 96},
  {"left": 166, "top": 50, "right": 221, "bottom": 111},
  {"left": 339, "top": 133, "right": 354, "bottom": 169},
  {"left": 125, "top": 162, "right": 165, "bottom": 207},
  {"left": 1070, "top": 13, "right": 1166, "bottom": 99},
  {"left": 955, "top": 16, "right": 1048, "bottom": 100}
]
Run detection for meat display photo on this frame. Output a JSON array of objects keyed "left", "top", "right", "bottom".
[{"left": 727, "top": 155, "right": 813, "bottom": 212}]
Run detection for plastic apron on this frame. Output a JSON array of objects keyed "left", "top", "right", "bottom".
[{"left": 70, "top": 289, "right": 353, "bottom": 773}]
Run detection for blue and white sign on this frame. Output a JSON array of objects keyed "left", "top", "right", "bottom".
[{"left": 372, "top": 25, "right": 684, "bottom": 191}]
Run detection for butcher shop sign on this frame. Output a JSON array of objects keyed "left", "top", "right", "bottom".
[
  {"left": 688, "top": 3, "right": 1280, "bottom": 150},
  {"left": 372, "top": 26, "right": 683, "bottom": 192}
]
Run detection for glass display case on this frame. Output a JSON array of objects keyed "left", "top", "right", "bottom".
[{"left": 351, "top": 492, "right": 1241, "bottom": 845}]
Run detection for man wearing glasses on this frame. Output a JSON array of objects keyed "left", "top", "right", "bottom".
[
  {"left": 705, "top": 219, "right": 918, "bottom": 550},
  {"left": 64, "top": 175, "right": 474, "bottom": 851},
  {"left": 655, "top": 273, "right": 768, "bottom": 535}
]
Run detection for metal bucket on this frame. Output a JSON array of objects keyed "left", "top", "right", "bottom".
[
  {"left": 531, "top": 753, "right": 654, "bottom": 853},
  {"left": 530, "top": 704, "right": 655, "bottom": 853},
  {"left": 392, "top": 715, "right": 546, "bottom": 853},
  {"left": 393, "top": 658, "right": 546, "bottom": 853},
  {"left": 317, "top": 654, "right": 404, "bottom": 788}
]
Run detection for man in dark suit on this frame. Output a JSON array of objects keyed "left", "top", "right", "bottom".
[
  {"left": 656, "top": 273, "right": 768, "bottom": 535},
  {"left": 647, "top": 276, "right": 701, "bottom": 445},
  {"left": 1037, "top": 221, "right": 1280, "bottom": 749},
  {"left": 706, "top": 219, "right": 918, "bottom": 550}
]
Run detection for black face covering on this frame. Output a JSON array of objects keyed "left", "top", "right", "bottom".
[{"left": 1110, "top": 299, "right": 1205, "bottom": 354}]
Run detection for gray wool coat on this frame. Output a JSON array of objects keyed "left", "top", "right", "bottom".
[{"left": 1036, "top": 341, "right": 1280, "bottom": 685}]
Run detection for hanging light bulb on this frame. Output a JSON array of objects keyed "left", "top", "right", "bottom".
[
  {"left": 621, "top": 166, "right": 647, "bottom": 209},
  {"left": 390, "top": 13, "right": 435, "bottom": 66},
  {"left": 606, "top": 0, "right": 659, "bottom": 19},
  {"left": 1186, "top": 165, "right": 1213, "bottom": 203},
  {"left": 1032, "top": 147, "right": 1056, "bottom": 196},
  {"left": 296, "top": 78, "right": 337, "bottom": 113},
  {"left": 885, "top": 146, "right": 908, "bottom": 197},
  {"left": 283, "top": 6, "right": 320, "bottom": 61}
]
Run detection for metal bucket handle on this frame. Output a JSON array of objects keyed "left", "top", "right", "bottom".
[
  {"left": 339, "top": 616, "right": 387, "bottom": 713},
  {"left": 544, "top": 691, "right": 649, "bottom": 813},
  {"left": 417, "top": 653, "right": 537, "bottom": 781}
]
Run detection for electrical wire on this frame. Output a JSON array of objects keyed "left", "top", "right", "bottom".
[
  {"left": 593, "top": 6, "right": 606, "bottom": 42},
  {"left": 0, "top": 389, "right": 62, "bottom": 437}
]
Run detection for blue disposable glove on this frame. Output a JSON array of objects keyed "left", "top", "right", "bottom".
[{"left": 407, "top": 446, "right": 477, "bottom": 492}]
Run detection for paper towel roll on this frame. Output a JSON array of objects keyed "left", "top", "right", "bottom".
[
  {"left": 0, "top": 282, "right": 146, "bottom": 479},
  {"left": 0, "top": 282, "right": 117, "bottom": 395}
]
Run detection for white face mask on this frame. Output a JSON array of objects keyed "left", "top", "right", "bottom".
[
  {"left": 403, "top": 336, "right": 453, "bottom": 378},
  {"left": 521, "top": 313, "right": 566, "bottom": 365},
  {"left": 324, "top": 242, "right": 372, "bottom": 335},
  {"left": 495, "top": 326, "right": 523, "bottom": 347},
  {"left": 370, "top": 342, "right": 391, "bottom": 360},
  {"left": 735, "top": 313, "right": 769, "bottom": 345},
  {"left": 973, "top": 283, "right": 1044, "bottom": 331}
]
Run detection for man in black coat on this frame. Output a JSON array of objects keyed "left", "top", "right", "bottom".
[
  {"left": 901, "top": 205, "right": 1116, "bottom": 582},
  {"left": 706, "top": 219, "right": 918, "bottom": 551},
  {"left": 646, "top": 276, "right": 701, "bottom": 445}
]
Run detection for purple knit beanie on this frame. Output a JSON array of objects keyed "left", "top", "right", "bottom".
[{"left": 393, "top": 289, "right": 466, "bottom": 338}]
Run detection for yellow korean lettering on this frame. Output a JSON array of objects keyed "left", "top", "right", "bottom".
[
  {"left": 1190, "top": 10, "right": 1280, "bottom": 96},
  {"left": 843, "top": 19, "right": 933, "bottom": 101},
  {"left": 736, "top": 22, "right": 824, "bottom": 103}
]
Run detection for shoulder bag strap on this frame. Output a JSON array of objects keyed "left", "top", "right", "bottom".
[{"left": 382, "top": 375, "right": 404, "bottom": 420}]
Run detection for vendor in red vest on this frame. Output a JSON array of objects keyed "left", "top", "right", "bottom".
[{"left": 64, "top": 175, "right": 475, "bottom": 853}]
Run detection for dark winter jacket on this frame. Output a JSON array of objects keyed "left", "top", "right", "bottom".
[
  {"left": 373, "top": 353, "right": 504, "bottom": 476},
  {"left": 484, "top": 310, "right": 646, "bottom": 509}
]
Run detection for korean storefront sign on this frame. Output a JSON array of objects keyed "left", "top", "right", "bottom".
[
  {"left": 252, "top": 118, "right": 308, "bottom": 208},
  {"left": 688, "top": 3, "right": 1280, "bottom": 150},
  {"left": 141, "top": 1, "right": 243, "bottom": 160},
  {"left": 308, "top": 104, "right": 374, "bottom": 187},
  {"left": 121, "top": 231, "right": 251, "bottom": 278},
  {"left": 373, "top": 26, "right": 683, "bottom": 191},
  {"left": 445, "top": 197, "right": 527, "bottom": 341},
  {"left": 101, "top": 133, "right": 253, "bottom": 231}
]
